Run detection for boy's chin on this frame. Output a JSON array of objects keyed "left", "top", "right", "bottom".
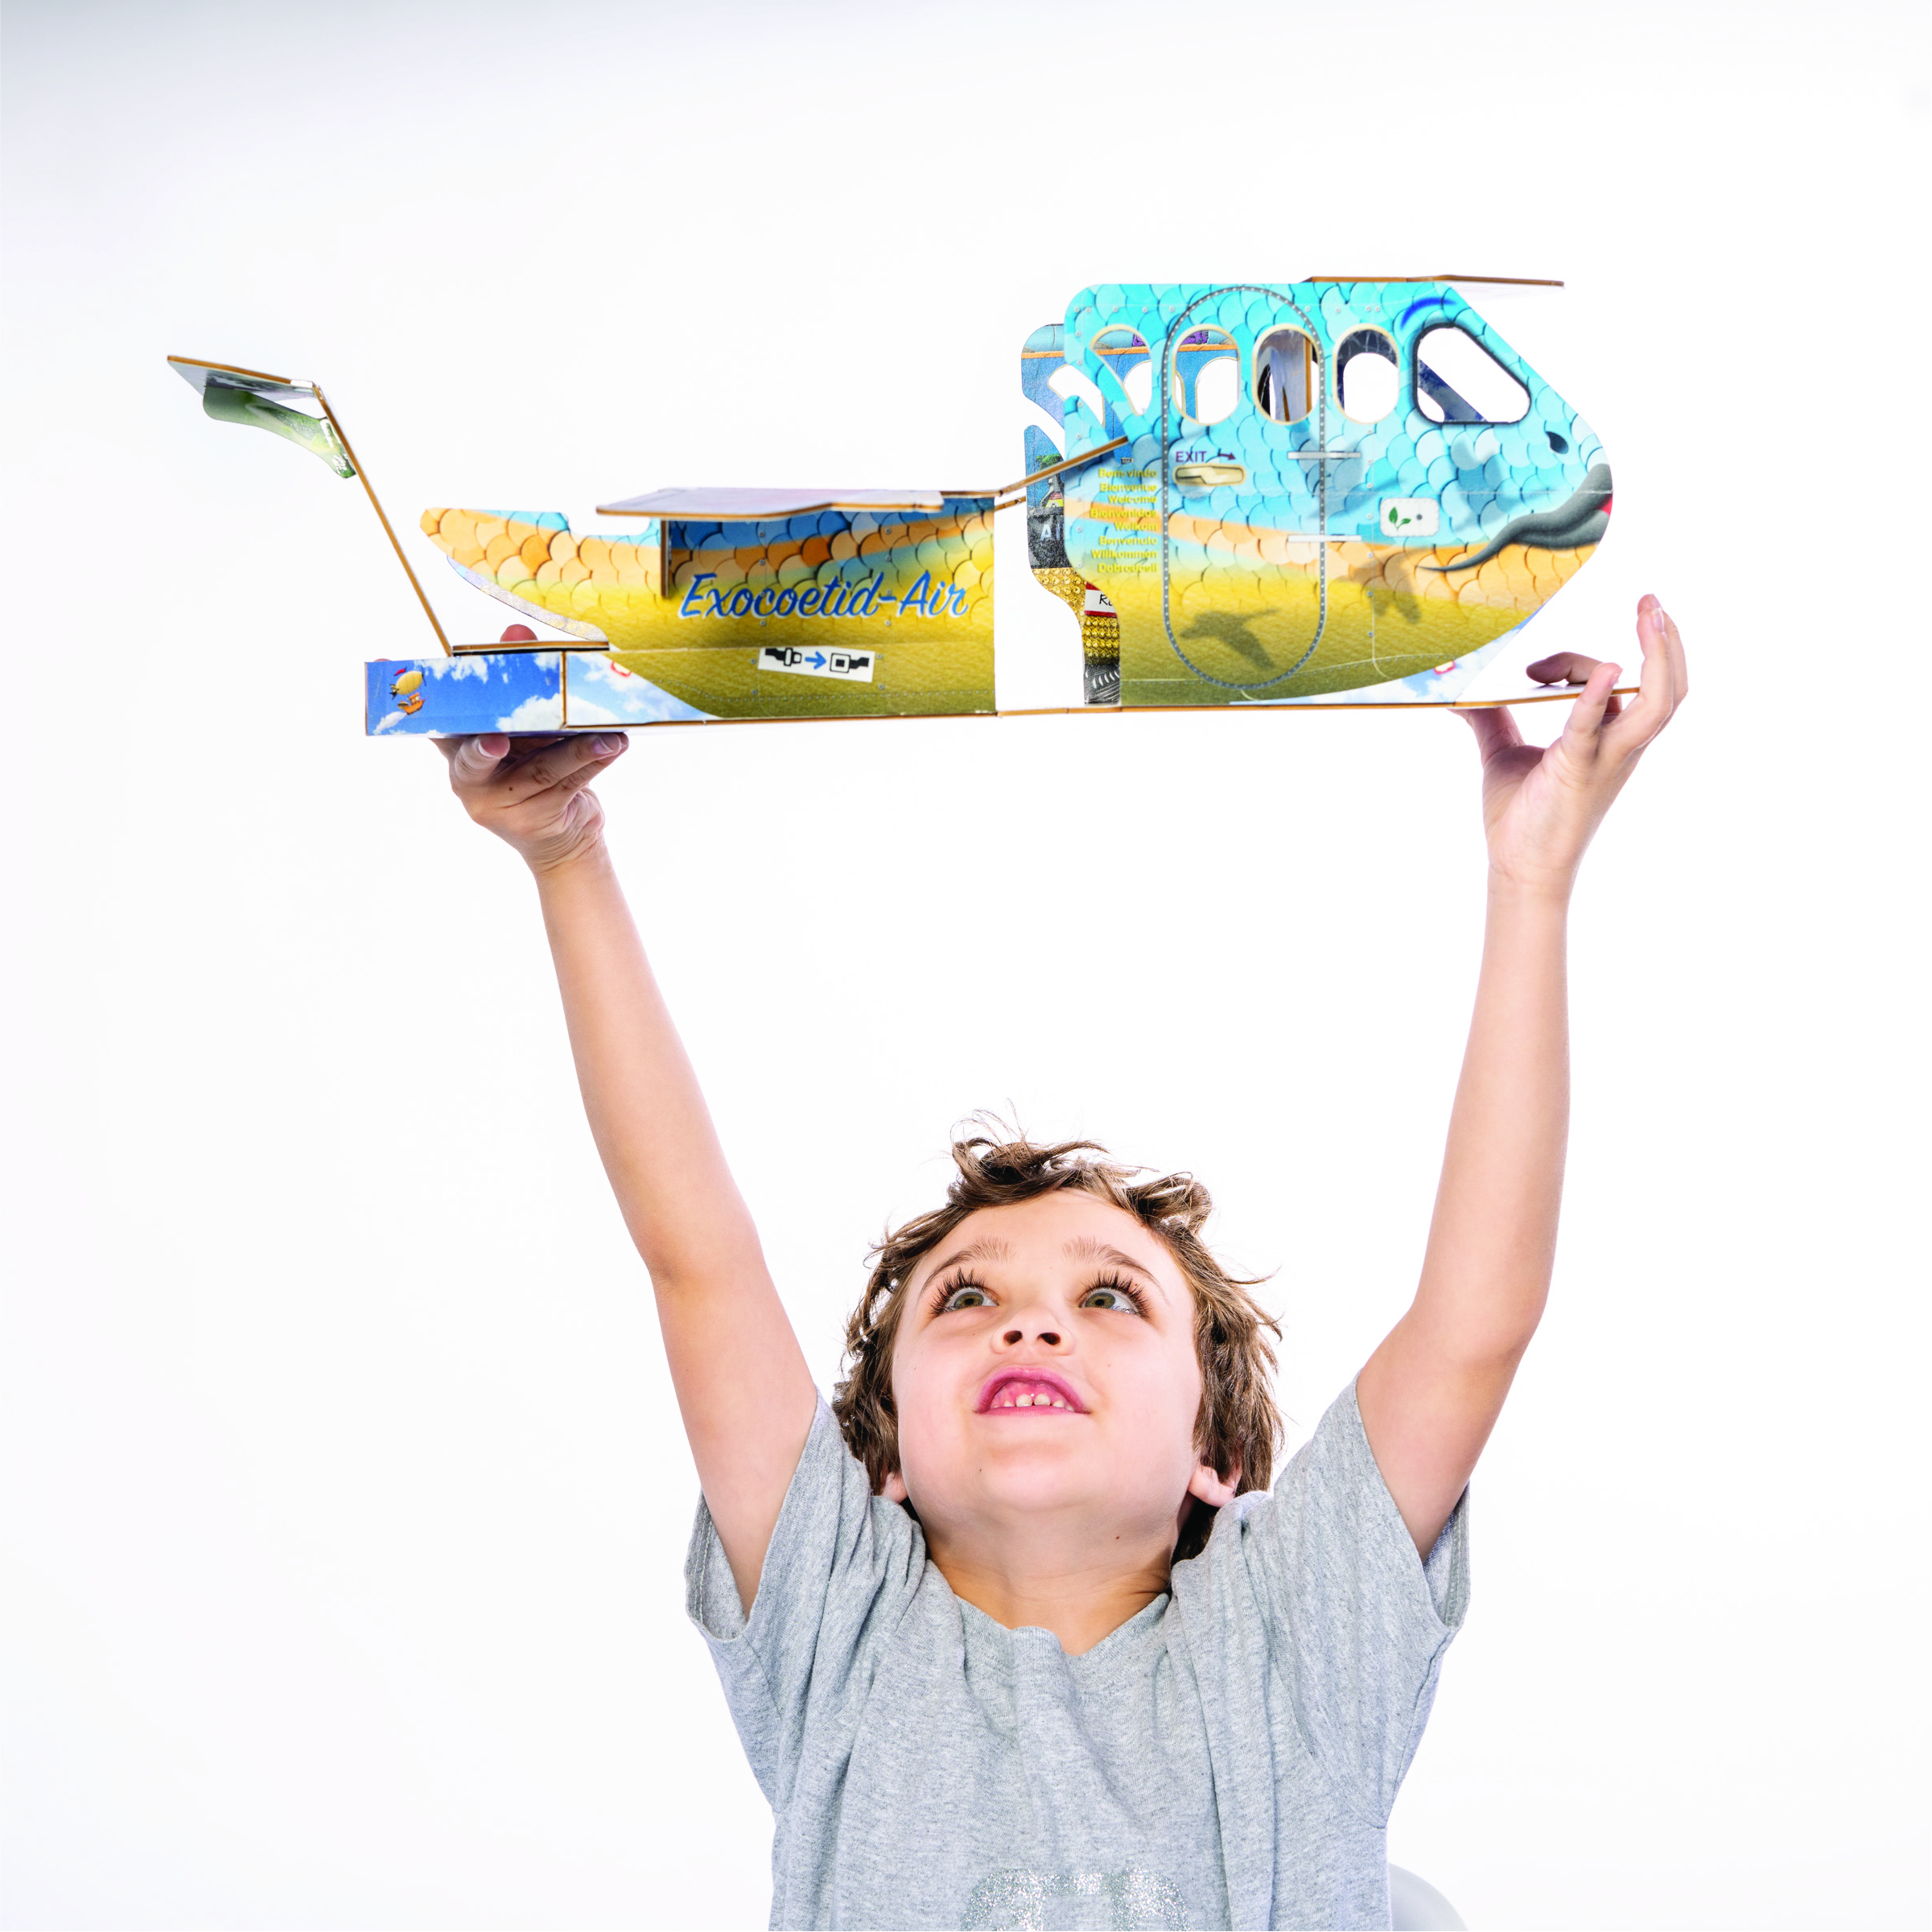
[{"left": 942, "top": 1445, "right": 1151, "bottom": 1518}]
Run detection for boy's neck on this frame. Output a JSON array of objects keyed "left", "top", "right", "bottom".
[{"left": 921, "top": 1520, "right": 1177, "bottom": 1656}]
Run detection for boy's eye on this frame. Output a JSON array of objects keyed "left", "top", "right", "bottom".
[
  {"left": 939, "top": 1283, "right": 991, "bottom": 1311},
  {"left": 1081, "top": 1281, "right": 1143, "bottom": 1313}
]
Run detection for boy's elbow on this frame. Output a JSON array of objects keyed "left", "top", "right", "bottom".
[
  {"left": 633, "top": 1225, "right": 771, "bottom": 1304},
  {"left": 1413, "top": 1271, "right": 1551, "bottom": 1373},
  {"left": 1403, "top": 1296, "right": 1544, "bottom": 1374}
]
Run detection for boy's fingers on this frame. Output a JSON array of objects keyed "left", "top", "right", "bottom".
[
  {"left": 1458, "top": 703, "right": 1522, "bottom": 761},
  {"left": 1607, "top": 598, "right": 1682, "bottom": 753},
  {"left": 495, "top": 733, "right": 627, "bottom": 802},
  {"left": 445, "top": 734, "right": 512, "bottom": 786},
  {"left": 1526, "top": 652, "right": 1600, "bottom": 686},
  {"left": 1637, "top": 600, "right": 1677, "bottom": 720},
  {"left": 1657, "top": 602, "right": 1690, "bottom": 702},
  {"left": 529, "top": 735, "right": 628, "bottom": 797},
  {"left": 1557, "top": 659, "right": 1621, "bottom": 752},
  {"left": 550, "top": 749, "right": 624, "bottom": 798}
]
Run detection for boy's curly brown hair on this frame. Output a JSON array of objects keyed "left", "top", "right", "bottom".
[{"left": 831, "top": 1127, "right": 1282, "bottom": 1562}]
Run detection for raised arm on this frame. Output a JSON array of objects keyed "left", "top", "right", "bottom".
[
  {"left": 1356, "top": 595, "right": 1688, "bottom": 1555},
  {"left": 443, "top": 729, "right": 817, "bottom": 1609}
]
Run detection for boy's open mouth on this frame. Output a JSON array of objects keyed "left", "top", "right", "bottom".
[{"left": 975, "top": 1369, "right": 1085, "bottom": 1414}]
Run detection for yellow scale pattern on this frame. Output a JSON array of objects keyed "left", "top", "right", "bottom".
[
  {"left": 1071, "top": 498, "right": 1592, "bottom": 702},
  {"left": 1029, "top": 563, "right": 1120, "bottom": 674},
  {"left": 422, "top": 506, "right": 998, "bottom": 720}
]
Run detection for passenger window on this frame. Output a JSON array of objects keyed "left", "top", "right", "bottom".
[
  {"left": 1172, "top": 326, "right": 1239, "bottom": 425},
  {"left": 1093, "top": 327, "right": 1153, "bottom": 418},
  {"left": 1048, "top": 362, "right": 1107, "bottom": 427},
  {"left": 1254, "top": 327, "right": 1317, "bottom": 425},
  {"left": 1336, "top": 327, "right": 1399, "bottom": 423},
  {"left": 1415, "top": 325, "right": 1530, "bottom": 424}
]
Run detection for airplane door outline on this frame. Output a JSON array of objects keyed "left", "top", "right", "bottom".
[{"left": 1159, "top": 285, "right": 1332, "bottom": 691}]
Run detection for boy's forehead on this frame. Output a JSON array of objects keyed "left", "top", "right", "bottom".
[{"left": 912, "top": 1194, "right": 1182, "bottom": 1289}]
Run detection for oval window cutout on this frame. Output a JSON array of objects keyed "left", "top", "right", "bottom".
[
  {"left": 1254, "top": 327, "right": 1318, "bottom": 425},
  {"left": 1415, "top": 325, "right": 1530, "bottom": 424},
  {"left": 1336, "top": 327, "right": 1399, "bottom": 423},
  {"left": 1048, "top": 362, "right": 1107, "bottom": 428},
  {"left": 1093, "top": 326, "right": 1153, "bottom": 419},
  {"left": 1172, "top": 326, "right": 1239, "bottom": 425}
]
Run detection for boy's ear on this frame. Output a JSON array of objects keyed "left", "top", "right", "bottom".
[
  {"left": 1187, "top": 1461, "right": 1239, "bottom": 1508},
  {"left": 882, "top": 1469, "right": 909, "bottom": 1503}
]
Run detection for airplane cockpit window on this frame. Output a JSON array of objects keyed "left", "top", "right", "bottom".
[
  {"left": 1254, "top": 327, "right": 1317, "bottom": 425},
  {"left": 1093, "top": 327, "right": 1153, "bottom": 421},
  {"left": 1172, "top": 327, "right": 1239, "bottom": 425},
  {"left": 1415, "top": 325, "right": 1530, "bottom": 424},
  {"left": 1336, "top": 327, "right": 1399, "bottom": 423}
]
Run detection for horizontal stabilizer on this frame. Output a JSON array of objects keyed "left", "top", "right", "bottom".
[
  {"left": 600, "top": 442, "right": 1129, "bottom": 523},
  {"left": 168, "top": 355, "right": 314, "bottom": 404},
  {"left": 598, "top": 485, "right": 984, "bottom": 518}
]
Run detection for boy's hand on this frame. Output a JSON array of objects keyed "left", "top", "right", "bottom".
[
  {"left": 1462, "top": 592, "right": 1688, "bottom": 900},
  {"left": 439, "top": 731, "right": 628, "bottom": 874}
]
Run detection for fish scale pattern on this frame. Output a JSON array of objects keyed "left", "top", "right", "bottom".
[
  {"left": 1059, "top": 282, "right": 1597, "bottom": 530},
  {"left": 1036, "top": 281, "right": 1607, "bottom": 706},
  {"left": 420, "top": 502, "right": 996, "bottom": 719}
]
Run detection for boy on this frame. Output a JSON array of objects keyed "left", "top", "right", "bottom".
[{"left": 439, "top": 601, "right": 1687, "bottom": 1930}]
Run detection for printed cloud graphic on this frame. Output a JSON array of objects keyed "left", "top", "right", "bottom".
[
  {"left": 498, "top": 692, "right": 566, "bottom": 731},
  {"left": 568, "top": 655, "right": 707, "bottom": 724},
  {"left": 423, "top": 655, "right": 490, "bottom": 684}
]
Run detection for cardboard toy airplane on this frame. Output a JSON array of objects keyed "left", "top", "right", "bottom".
[{"left": 170, "top": 278, "right": 1615, "bottom": 737}]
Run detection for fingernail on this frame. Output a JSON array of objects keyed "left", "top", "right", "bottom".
[
  {"left": 1650, "top": 604, "right": 1670, "bottom": 630},
  {"left": 592, "top": 733, "right": 624, "bottom": 755}
]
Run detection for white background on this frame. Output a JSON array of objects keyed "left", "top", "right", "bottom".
[{"left": 3, "top": 3, "right": 1927, "bottom": 1926}]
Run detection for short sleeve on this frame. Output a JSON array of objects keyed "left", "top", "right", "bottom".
[
  {"left": 685, "top": 1398, "right": 925, "bottom": 1806},
  {"left": 1203, "top": 1378, "right": 1469, "bottom": 1827}
]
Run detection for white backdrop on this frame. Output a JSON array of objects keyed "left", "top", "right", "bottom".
[{"left": 3, "top": 3, "right": 1927, "bottom": 1927}]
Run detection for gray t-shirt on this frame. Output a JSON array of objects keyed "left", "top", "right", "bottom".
[{"left": 686, "top": 1381, "right": 1468, "bottom": 1930}]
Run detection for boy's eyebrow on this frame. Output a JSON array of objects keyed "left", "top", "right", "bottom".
[
  {"left": 922, "top": 1237, "right": 1012, "bottom": 1279},
  {"left": 1063, "top": 1237, "right": 1172, "bottom": 1298}
]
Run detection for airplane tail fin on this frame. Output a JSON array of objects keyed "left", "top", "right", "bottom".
[
  {"left": 168, "top": 355, "right": 450, "bottom": 653},
  {"left": 169, "top": 357, "right": 354, "bottom": 476}
]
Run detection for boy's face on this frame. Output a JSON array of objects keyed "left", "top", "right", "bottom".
[{"left": 888, "top": 1193, "right": 1238, "bottom": 1552}]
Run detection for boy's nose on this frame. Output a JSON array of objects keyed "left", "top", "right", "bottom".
[{"left": 1002, "top": 1324, "right": 1061, "bottom": 1348}]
